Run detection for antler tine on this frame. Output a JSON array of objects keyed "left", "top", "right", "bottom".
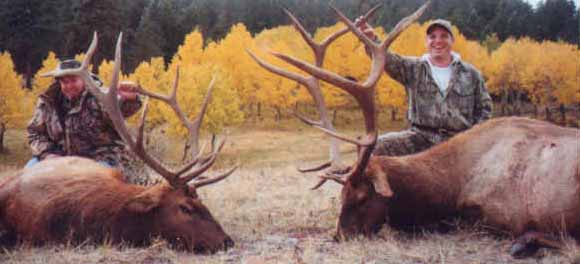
[
  {"left": 190, "top": 165, "right": 239, "bottom": 189},
  {"left": 382, "top": 1, "right": 430, "bottom": 49},
  {"left": 247, "top": 49, "right": 310, "bottom": 86},
  {"left": 298, "top": 161, "right": 331, "bottom": 173},
  {"left": 191, "top": 75, "right": 216, "bottom": 128},
  {"left": 319, "top": 27, "right": 350, "bottom": 52},
  {"left": 319, "top": 4, "right": 382, "bottom": 49},
  {"left": 183, "top": 74, "right": 217, "bottom": 158},
  {"left": 329, "top": 6, "right": 378, "bottom": 50},
  {"left": 283, "top": 8, "right": 317, "bottom": 49},
  {"left": 270, "top": 51, "right": 362, "bottom": 95},
  {"left": 135, "top": 97, "right": 150, "bottom": 149},
  {"left": 292, "top": 110, "right": 323, "bottom": 127},
  {"left": 81, "top": 32, "right": 99, "bottom": 71},
  {"left": 311, "top": 174, "right": 346, "bottom": 190},
  {"left": 178, "top": 138, "right": 227, "bottom": 184},
  {"left": 293, "top": 101, "right": 375, "bottom": 146}
]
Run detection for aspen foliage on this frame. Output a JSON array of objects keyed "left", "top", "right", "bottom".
[
  {"left": 165, "top": 28, "right": 243, "bottom": 137},
  {"left": 203, "top": 24, "right": 260, "bottom": 108},
  {"left": 32, "top": 52, "right": 59, "bottom": 97},
  {"left": 253, "top": 25, "right": 311, "bottom": 111},
  {"left": 0, "top": 52, "right": 30, "bottom": 128},
  {"left": 97, "top": 59, "right": 129, "bottom": 88},
  {"left": 127, "top": 57, "right": 169, "bottom": 126},
  {"left": 487, "top": 38, "right": 579, "bottom": 105},
  {"left": 14, "top": 21, "right": 578, "bottom": 132}
]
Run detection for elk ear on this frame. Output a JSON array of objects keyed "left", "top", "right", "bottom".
[
  {"left": 126, "top": 188, "right": 164, "bottom": 213},
  {"left": 370, "top": 170, "right": 393, "bottom": 198}
]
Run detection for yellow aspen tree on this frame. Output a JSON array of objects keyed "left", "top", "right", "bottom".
[
  {"left": 253, "top": 25, "right": 310, "bottom": 116},
  {"left": 203, "top": 23, "right": 260, "bottom": 110},
  {"left": 165, "top": 64, "right": 243, "bottom": 137},
  {"left": 165, "top": 28, "right": 243, "bottom": 136},
  {"left": 97, "top": 59, "right": 129, "bottom": 88},
  {"left": 32, "top": 52, "right": 59, "bottom": 96},
  {"left": 127, "top": 57, "right": 169, "bottom": 126},
  {"left": 523, "top": 40, "right": 579, "bottom": 105},
  {"left": 488, "top": 38, "right": 538, "bottom": 109},
  {"left": 0, "top": 52, "right": 29, "bottom": 128},
  {"left": 170, "top": 30, "right": 205, "bottom": 69}
]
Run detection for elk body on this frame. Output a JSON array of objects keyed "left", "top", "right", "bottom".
[
  {"left": 0, "top": 157, "right": 233, "bottom": 253},
  {"left": 250, "top": 0, "right": 580, "bottom": 257},
  {"left": 336, "top": 117, "right": 580, "bottom": 255},
  {"left": 0, "top": 32, "right": 237, "bottom": 253}
]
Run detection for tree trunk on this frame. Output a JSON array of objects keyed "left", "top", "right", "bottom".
[
  {"left": 0, "top": 122, "right": 5, "bottom": 152},
  {"left": 391, "top": 107, "right": 397, "bottom": 121},
  {"left": 257, "top": 103, "right": 262, "bottom": 119},
  {"left": 533, "top": 105, "right": 538, "bottom": 118},
  {"left": 514, "top": 91, "right": 522, "bottom": 116},
  {"left": 25, "top": 62, "right": 33, "bottom": 89},
  {"left": 332, "top": 109, "right": 338, "bottom": 124},
  {"left": 274, "top": 107, "right": 282, "bottom": 123},
  {"left": 545, "top": 106, "right": 552, "bottom": 122},
  {"left": 560, "top": 104, "right": 566, "bottom": 125},
  {"left": 501, "top": 88, "right": 508, "bottom": 116}
]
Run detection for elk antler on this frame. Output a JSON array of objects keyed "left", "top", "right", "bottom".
[
  {"left": 69, "top": 32, "right": 236, "bottom": 189},
  {"left": 248, "top": 4, "right": 382, "bottom": 174},
  {"left": 134, "top": 67, "right": 216, "bottom": 161},
  {"left": 254, "top": 1, "right": 430, "bottom": 189}
]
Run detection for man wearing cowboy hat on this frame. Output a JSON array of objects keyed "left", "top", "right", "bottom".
[
  {"left": 25, "top": 59, "right": 142, "bottom": 168},
  {"left": 355, "top": 18, "right": 493, "bottom": 156}
]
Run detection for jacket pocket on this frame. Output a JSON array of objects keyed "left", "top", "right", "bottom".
[{"left": 449, "top": 86, "right": 475, "bottom": 118}]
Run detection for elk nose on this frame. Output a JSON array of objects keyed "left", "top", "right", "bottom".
[{"left": 223, "top": 237, "right": 235, "bottom": 249}]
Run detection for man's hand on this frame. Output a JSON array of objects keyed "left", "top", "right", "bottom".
[
  {"left": 118, "top": 81, "right": 139, "bottom": 101},
  {"left": 355, "top": 16, "right": 378, "bottom": 41}
]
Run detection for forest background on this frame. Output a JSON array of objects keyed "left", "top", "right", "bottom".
[{"left": 0, "top": 0, "right": 578, "bottom": 141}]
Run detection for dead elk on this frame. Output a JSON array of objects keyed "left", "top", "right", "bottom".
[
  {"left": 0, "top": 33, "right": 237, "bottom": 254},
  {"left": 253, "top": 0, "right": 580, "bottom": 258}
]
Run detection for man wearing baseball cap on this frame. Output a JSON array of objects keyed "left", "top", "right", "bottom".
[
  {"left": 355, "top": 17, "right": 493, "bottom": 156},
  {"left": 25, "top": 59, "right": 142, "bottom": 170}
]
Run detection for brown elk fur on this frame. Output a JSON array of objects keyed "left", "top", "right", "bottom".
[
  {"left": 337, "top": 117, "right": 580, "bottom": 251},
  {"left": 0, "top": 157, "right": 233, "bottom": 253}
]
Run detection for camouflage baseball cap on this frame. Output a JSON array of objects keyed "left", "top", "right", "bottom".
[{"left": 426, "top": 19, "right": 454, "bottom": 38}]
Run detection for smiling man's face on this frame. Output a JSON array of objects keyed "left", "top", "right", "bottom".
[{"left": 426, "top": 27, "right": 454, "bottom": 62}]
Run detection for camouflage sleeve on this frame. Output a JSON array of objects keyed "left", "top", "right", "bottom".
[
  {"left": 27, "top": 100, "right": 63, "bottom": 158},
  {"left": 119, "top": 96, "right": 142, "bottom": 118},
  {"left": 474, "top": 73, "right": 493, "bottom": 123},
  {"left": 364, "top": 40, "right": 417, "bottom": 86},
  {"left": 383, "top": 52, "right": 418, "bottom": 86}
]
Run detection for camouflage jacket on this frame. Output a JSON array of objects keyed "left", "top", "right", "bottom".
[
  {"left": 27, "top": 82, "right": 142, "bottom": 165},
  {"left": 385, "top": 52, "right": 492, "bottom": 133}
]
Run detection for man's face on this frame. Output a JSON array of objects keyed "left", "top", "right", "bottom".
[
  {"left": 58, "top": 75, "right": 85, "bottom": 100},
  {"left": 425, "top": 27, "right": 454, "bottom": 60}
]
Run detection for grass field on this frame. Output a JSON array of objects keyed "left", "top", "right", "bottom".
[{"left": 0, "top": 114, "right": 578, "bottom": 264}]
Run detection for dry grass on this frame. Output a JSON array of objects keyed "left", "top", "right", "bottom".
[{"left": 0, "top": 117, "right": 579, "bottom": 263}]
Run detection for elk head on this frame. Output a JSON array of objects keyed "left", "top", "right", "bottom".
[
  {"left": 249, "top": 1, "right": 430, "bottom": 240},
  {"left": 56, "top": 32, "right": 237, "bottom": 253}
]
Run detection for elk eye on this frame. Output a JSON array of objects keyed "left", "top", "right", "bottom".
[{"left": 180, "top": 205, "right": 193, "bottom": 214}]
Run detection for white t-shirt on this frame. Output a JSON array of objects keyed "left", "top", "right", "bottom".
[
  {"left": 422, "top": 52, "right": 460, "bottom": 94},
  {"left": 430, "top": 64, "right": 452, "bottom": 94}
]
